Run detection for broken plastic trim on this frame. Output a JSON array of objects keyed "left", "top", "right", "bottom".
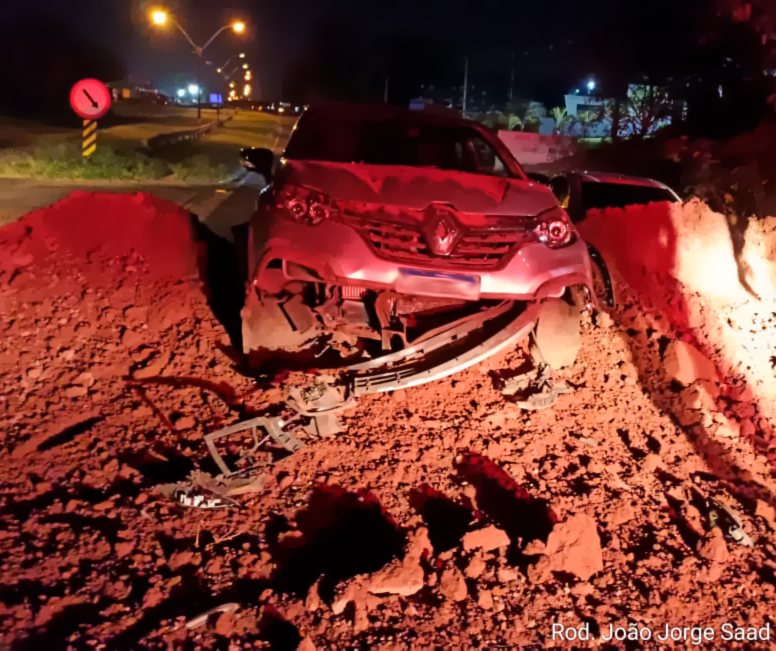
[
  {"left": 205, "top": 416, "right": 304, "bottom": 477},
  {"left": 347, "top": 301, "right": 515, "bottom": 372},
  {"left": 350, "top": 302, "right": 540, "bottom": 394}
]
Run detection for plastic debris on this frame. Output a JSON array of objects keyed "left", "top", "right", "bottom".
[
  {"left": 501, "top": 364, "right": 574, "bottom": 411},
  {"left": 709, "top": 498, "right": 754, "bottom": 547}
]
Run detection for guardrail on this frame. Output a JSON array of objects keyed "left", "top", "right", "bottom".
[{"left": 143, "top": 112, "right": 236, "bottom": 151}]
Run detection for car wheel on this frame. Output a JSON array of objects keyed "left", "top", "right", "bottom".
[
  {"left": 586, "top": 244, "right": 616, "bottom": 308},
  {"left": 530, "top": 292, "right": 582, "bottom": 370}
]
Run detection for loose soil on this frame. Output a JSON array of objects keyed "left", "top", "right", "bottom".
[{"left": 1, "top": 193, "right": 775, "bottom": 649}]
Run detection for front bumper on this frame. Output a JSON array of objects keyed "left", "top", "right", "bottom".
[{"left": 249, "top": 212, "right": 594, "bottom": 300}]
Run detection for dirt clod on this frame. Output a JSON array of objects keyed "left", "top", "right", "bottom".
[{"left": 544, "top": 513, "right": 604, "bottom": 581}]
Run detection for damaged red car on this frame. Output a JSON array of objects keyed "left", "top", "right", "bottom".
[{"left": 240, "top": 104, "right": 596, "bottom": 392}]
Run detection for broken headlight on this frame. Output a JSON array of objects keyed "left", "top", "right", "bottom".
[{"left": 275, "top": 184, "right": 340, "bottom": 226}]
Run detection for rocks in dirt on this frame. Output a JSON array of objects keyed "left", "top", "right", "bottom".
[
  {"left": 664, "top": 340, "right": 718, "bottom": 386},
  {"left": 544, "top": 513, "right": 604, "bottom": 581},
  {"left": 439, "top": 565, "right": 468, "bottom": 602},
  {"left": 496, "top": 567, "right": 519, "bottom": 583},
  {"left": 169, "top": 550, "right": 201, "bottom": 570},
  {"left": 465, "top": 553, "right": 487, "bottom": 579},
  {"left": 698, "top": 527, "right": 730, "bottom": 581},
  {"left": 608, "top": 502, "right": 636, "bottom": 527},
  {"left": 527, "top": 555, "right": 553, "bottom": 585},
  {"left": 175, "top": 416, "right": 196, "bottom": 430},
  {"left": 369, "top": 528, "right": 430, "bottom": 597},
  {"left": 699, "top": 527, "right": 730, "bottom": 565},
  {"left": 462, "top": 525, "right": 510, "bottom": 552},
  {"left": 477, "top": 589, "right": 494, "bottom": 610},
  {"left": 642, "top": 453, "right": 662, "bottom": 473},
  {"left": 756, "top": 500, "right": 776, "bottom": 531},
  {"left": 132, "top": 351, "right": 171, "bottom": 379}
]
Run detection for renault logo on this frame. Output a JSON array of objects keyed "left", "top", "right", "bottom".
[{"left": 424, "top": 207, "right": 461, "bottom": 256}]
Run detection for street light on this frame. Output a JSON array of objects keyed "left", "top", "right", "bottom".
[
  {"left": 217, "top": 53, "right": 246, "bottom": 77},
  {"left": 587, "top": 79, "right": 596, "bottom": 93},
  {"left": 150, "top": 8, "right": 246, "bottom": 120},
  {"left": 177, "top": 88, "right": 186, "bottom": 98}
]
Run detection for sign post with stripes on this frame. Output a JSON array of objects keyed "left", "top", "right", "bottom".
[
  {"left": 69, "top": 79, "right": 112, "bottom": 161},
  {"left": 82, "top": 119, "right": 98, "bottom": 160}
]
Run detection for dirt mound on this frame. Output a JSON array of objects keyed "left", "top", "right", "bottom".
[
  {"left": 1, "top": 193, "right": 776, "bottom": 648},
  {"left": 0, "top": 191, "right": 199, "bottom": 285},
  {"left": 579, "top": 200, "right": 776, "bottom": 430}
]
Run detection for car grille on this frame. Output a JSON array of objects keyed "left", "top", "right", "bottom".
[{"left": 339, "top": 210, "right": 524, "bottom": 270}]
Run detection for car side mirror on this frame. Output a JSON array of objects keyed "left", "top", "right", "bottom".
[{"left": 240, "top": 147, "right": 274, "bottom": 181}]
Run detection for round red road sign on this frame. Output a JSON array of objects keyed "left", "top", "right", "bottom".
[{"left": 70, "top": 79, "right": 112, "bottom": 120}]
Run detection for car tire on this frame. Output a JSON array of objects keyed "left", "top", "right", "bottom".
[
  {"left": 530, "top": 292, "right": 582, "bottom": 370},
  {"left": 586, "top": 244, "right": 616, "bottom": 308}
]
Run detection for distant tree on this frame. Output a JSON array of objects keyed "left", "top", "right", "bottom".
[
  {"left": 507, "top": 114, "right": 523, "bottom": 131},
  {"left": 621, "top": 85, "right": 673, "bottom": 137},
  {"left": 550, "top": 107, "right": 568, "bottom": 132}
]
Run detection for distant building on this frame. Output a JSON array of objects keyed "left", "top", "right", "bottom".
[
  {"left": 560, "top": 84, "right": 684, "bottom": 138},
  {"left": 108, "top": 81, "right": 169, "bottom": 105}
]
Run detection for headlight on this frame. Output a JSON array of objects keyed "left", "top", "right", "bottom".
[
  {"left": 274, "top": 184, "right": 339, "bottom": 226},
  {"left": 533, "top": 207, "right": 575, "bottom": 248}
]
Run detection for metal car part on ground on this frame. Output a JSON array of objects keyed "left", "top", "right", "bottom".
[
  {"left": 500, "top": 364, "right": 574, "bottom": 411},
  {"left": 156, "top": 381, "right": 355, "bottom": 509},
  {"left": 709, "top": 497, "right": 754, "bottom": 547}
]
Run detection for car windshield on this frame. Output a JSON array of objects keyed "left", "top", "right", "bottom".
[
  {"left": 284, "top": 113, "right": 513, "bottom": 178},
  {"left": 581, "top": 181, "right": 678, "bottom": 211}
]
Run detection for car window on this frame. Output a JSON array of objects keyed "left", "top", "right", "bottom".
[
  {"left": 580, "top": 181, "right": 678, "bottom": 212},
  {"left": 468, "top": 136, "right": 508, "bottom": 177},
  {"left": 550, "top": 176, "right": 570, "bottom": 205},
  {"left": 284, "top": 114, "right": 512, "bottom": 178}
]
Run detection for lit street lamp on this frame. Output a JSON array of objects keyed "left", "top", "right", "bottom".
[
  {"left": 217, "top": 53, "right": 246, "bottom": 76},
  {"left": 176, "top": 88, "right": 186, "bottom": 98},
  {"left": 150, "top": 8, "right": 246, "bottom": 120}
]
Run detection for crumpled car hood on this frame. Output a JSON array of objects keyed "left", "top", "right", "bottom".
[{"left": 277, "top": 160, "right": 559, "bottom": 217}]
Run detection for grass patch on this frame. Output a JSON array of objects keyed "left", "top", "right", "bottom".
[{"left": 0, "top": 142, "right": 233, "bottom": 182}]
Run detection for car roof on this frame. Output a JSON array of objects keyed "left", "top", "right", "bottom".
[
  {"left": 303, "top": 102, "right": 483, "bottom": 130},
  {"left": 572, "top": 170, "right": 677, "bottom": 193}
]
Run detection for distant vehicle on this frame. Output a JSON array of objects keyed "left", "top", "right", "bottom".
[
  {"left": 524, "top": 170, "right": 680, "bottom": 308},
  {"left": 237, "top": 103, "right": 597, "bottom": 385},
  {"left": 254, "top": 102, "right": 303, "bottom": 116},
  {"left": 544, "top": 171, "right": 681, "bottom": 223}
]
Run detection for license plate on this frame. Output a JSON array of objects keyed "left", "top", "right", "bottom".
[{"left": 396, "top": 268, "right": 480, "bottom": 300}]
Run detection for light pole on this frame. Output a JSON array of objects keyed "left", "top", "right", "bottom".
[
  {"left": 216, "top": 52, "right": 245, "bottom": 75},
  {"left": 151, "top": 9, "right": 245, "bottom": 121}
]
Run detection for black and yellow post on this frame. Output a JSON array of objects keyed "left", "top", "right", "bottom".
[{"left": 82, "top": 119, "right": 97, "bottom": 160}]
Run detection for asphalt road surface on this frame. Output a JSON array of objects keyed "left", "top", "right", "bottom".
[{"left": 0, "top": 174, "right": 264, "bottom": 234}]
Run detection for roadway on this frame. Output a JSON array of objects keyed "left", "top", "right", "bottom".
[{"left": 0, "top": 174, "right": 263, "bottom": 236}]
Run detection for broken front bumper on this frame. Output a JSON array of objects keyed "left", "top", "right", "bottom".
[{"left": 249, "top": 215, "right": 594, "bottom": 300}]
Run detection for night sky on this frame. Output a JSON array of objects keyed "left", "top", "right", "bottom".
[{"left": 1, "top": 0, "right": 720, "bottom": 105}]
